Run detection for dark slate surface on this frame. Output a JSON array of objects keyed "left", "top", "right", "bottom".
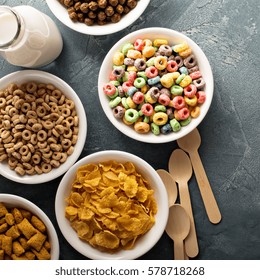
[{"left": 0, "top": 0, "right": 259, "bottom": 260}]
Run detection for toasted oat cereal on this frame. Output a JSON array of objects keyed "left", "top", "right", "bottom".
[{"left": 65, "top": 160, "right": 157, "bottom": 253}]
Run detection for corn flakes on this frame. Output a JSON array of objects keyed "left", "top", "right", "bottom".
[{"left": 65, "top": 160, "right": 157, "bottom": 253}]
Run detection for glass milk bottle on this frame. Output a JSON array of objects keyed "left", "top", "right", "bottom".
[{"left": 0, "top": 5, "right": 63, "bottom": 68}]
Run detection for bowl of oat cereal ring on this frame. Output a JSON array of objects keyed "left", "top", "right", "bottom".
[
  {"left": 55, "top": 150, "right": 169, "bottom": 260},
  {"left": 0, "top": 193, "right": 59, "bottom": 260},
  {"left": 0, "top": 70, "right": 87, "bottom": 184},
  {"left": 46, "top": 0, "right": 150, "bottom": 35},
  {"left": 98, "top": 27, "right": 214, "bottom": 143}
]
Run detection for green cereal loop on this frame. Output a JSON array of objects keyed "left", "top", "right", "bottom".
[
  {"left": 180, "top": 116, "right": 191, "bottom": 126},
  {"left": 151, "top": 123, "right": 160, "bottom": 135},
  {"left": 108, "top": 88, "right": 119, "bottom": 99},
  {"left": 170, "top": 119, "right": 181, "bottom": 132},
  {"left": 121, "top": 97, "right": 129, "bottom": 109},
  {"left": 170, "top": 85, "right": 183, "bottom": 96},
  {"left": 143, "top": 116, "right": 150, "bottom": 123},
  {"left": 154, "top": 105, "right": 167, "bottom": 112},
  {"left": 124, "top": 109, "right": 139, "bottom": 123},
  {"left": 138, "top": 110, "right": 144, "bottom": 117},
  {"left": 137, "top": 71, "right": 148, "bottom": 81},
  {"left": 113, "top": 65, "right": 126, "bottom": 70},
  {"left": 109, "top": 96, "right": 121, "bottom": 108},
  {"left": 110, "top": 80, "right": 121, "bottom": 86},
  {"left": 121, "top": 43, "right": 134, "bottom": 55},
  {"left": 175, "top": 73, "right": 186, "bottom": 85},
  {"left": 134, "top": 77, "right": 146, "bottom": 88},
  {"left": 146, "top": 57, "right": 155, "bottom": 67},
  {"left": 122, "top": 72, "right": 129, "bottom": 82}
]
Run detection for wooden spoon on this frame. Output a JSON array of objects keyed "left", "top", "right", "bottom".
[
  {"left": 165, "top": 204, "right": 190, "bottom": 260},
  {"left": 169, "top": 149, "right": 199, "bottom": 258},
  {"left": 177, "top": 128, "right": 222, "bottom": 224},
  {"left": 157, "top": 169, "right": 178, "bottom": 206}
]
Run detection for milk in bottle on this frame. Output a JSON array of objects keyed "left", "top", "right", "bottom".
[{"left": 0, "top": 5, "right": 63, "bottom": 67}]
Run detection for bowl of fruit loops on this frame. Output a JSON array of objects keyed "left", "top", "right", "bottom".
[{"left": 98, "top": 27, "right": 213, "bottom": 143}]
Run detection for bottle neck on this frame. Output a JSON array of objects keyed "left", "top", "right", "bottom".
[{"left": 0, "top": 6, "right": 23, "bottom": 49}]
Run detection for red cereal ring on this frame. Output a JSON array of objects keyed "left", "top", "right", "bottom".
[
  {"left": 141, "top": 103, "right": 154, "bottom": 116},
  {"left": 184, "top": 84, "right": 197, "bottom": 98},
  {"left": 132, "top": 91, "right": 145, "bottom": 104},
  {"left": 103, "top": 83, "right": 117, "bottom": 96},
  {"left": 166, "top": 60, "right": 179, "bottom": 72},
  {"left": 134, "top": 39, "right": 145, "bottom": 51},
  {"left": 177, "top": 107, "right": 190, "bottom": 120},
  {"left": 145, "top": 66, "right": 158, "bottom": 78},
  {"left": 158, "top": 93, "right": 171, "bottom": 106},
  {"left": 172, "top": 96, "right": 186, "bottom": 109},
  {"left": 196, "top": 91, "right": 206, "bottom": 103}
]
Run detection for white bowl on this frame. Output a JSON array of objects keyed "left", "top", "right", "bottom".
[
  {"left": 0, "top": 193, "right": 59, "bottom": 259},
  {"left": 55, "top": 150, "right": 168, "bottom": 260},
  {"left": 46, "top": 0, "right": 150, "bottom": 35},
  {"left": 98, "top": 27, "right": 214, "bottom": 143},
  {"left": 0, "top": 70, "right": 87, "bottom": 184}
]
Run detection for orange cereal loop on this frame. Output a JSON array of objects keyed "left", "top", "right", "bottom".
[
  {"left": 190, "top": 106, "right": 201, "bottom": 118},
  {"left": 134, "top": 122, "right": 150, "bottom": 134},
  {"left": 179, "top": 47, "right": 192, "bottom": 58},
  {"left": 142, "top": 46, "right": 156, "bottom": 58},
  {"left": 126, "top": 49, "right": 142, "bottom": 59}
]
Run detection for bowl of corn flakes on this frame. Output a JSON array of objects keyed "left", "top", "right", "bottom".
[
  {"left": 46, "top": 0, "right": 150, "bottom": 35},
  {"left": 0, "top": 70, "right": 87, "bottom": 184},
  {"left": 55, "top": 150, "right": 168, "bottom": 260},
  {"left": 0, "top": 193, "right": 59, "bottom": 260},
  {"left": 98, "top": 27, "right": 214, "bottom": 143}
]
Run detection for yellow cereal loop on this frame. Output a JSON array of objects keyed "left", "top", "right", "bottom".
[
  {"left": 179, "top": 75, "right": 192, "bottom": 87},
  {"left": 140, "top": 84, "right": 149, "bottom": 94},
  {"left": 127, "top": 49, "right": 142, "bottom": 59},
  {"left": 145, "top": 91, "right": 157, "bottom": 104},
  {"left": 126, "top": 96, "right": 137, "bottom": 108},
  {"left": 179, "top": 47, "right": 192, "bottom": 58},
  {"left": 142, "top": 46, "right": 156, "bottom": 58},
  {"left": 154, "top": 56, "right": 167, "bottom": 70},
  {"left": 173, "top": 41, "right": 189, "bottom": 53},
  {"left": 168, "top": 71, "right": 181, "bottom": 80},
  {"left": 127, "top": 65, "right": 138, "bottom": 72},
  {"left": 184, "top": 95, "right": 198, "bottom": 107},
  {"left": 160, "top": 73, "right": 174, "bottom": 88},
  {"left": 153, "top": 39, "right": 168, "bottom": 47},
  {"left": 112, "top": 51, "right": 124, "bottom": 66},
  {"left": 152, "top": 112, "right": 168, "bottom": 126},
  {"left": 190, "top": 106, "right": 201, "bottom": 118},
  {"left": 134, "top": 122, "right": 150, "bottom": 134}
]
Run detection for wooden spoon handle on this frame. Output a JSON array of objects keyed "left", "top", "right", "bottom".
[
  {"left": 178, "top": 182, "right": 199, "bottom": 258},
  {"left": 189, "top": 151, "right": 221, "bottom": 224},
  {"left": 174, "top": 239, "right": 185, "bottom": 260}
]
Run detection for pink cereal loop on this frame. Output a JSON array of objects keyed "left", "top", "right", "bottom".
[
  {"left": 190, "top": 71, "right": 202, "bottom": 80},
  {"left": 158, "top": 93, "right": 171, "bottom": 106},
  {"left": 177, "top": 107, "right": 190, "bottom": 120},
  {"left": 196, "top": 91, "right": 206, "bottom": 103},
  {"left": 184, "top": 84, "right": 197, "bottom": 98},
  {"left": 132, "top": 91, "right": 145, "bottom": 104},
  {"left": 103, "top": 83, "right": 116, "bottom": 96},
  {"left": 166, "top": 60, "right": 179, "bottom": 72},
  {"left": 145, "top": 66, "right": 158, "bottom": 78},
  {"left": 122, "top": 81, "right": 133, "bottom": 93},
  {"left": 172, "top": 96, "right": 186, "bottom": 109},
  {"left": 128, "top": 71, "right": 137, "bottom": 83},
  {"left": 134, "top": 39, "right": 144, "bottom": 51},
  {"left": 141, "top": 103, "right": 154, "bottom": 116}
]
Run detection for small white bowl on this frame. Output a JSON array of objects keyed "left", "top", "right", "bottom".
[
  {"left": 0, "top": 193, "right": 59, "bottom": 259},
  {"left": 98, "top": 27, "right": 214, "bottom": 143},
  {"left": 0, "top": 70, "right": 87, "bottom": 184},
  {"left": 55, "top": 150, "right": 168, "bottom": 260},
  {"left": 46, "top": 0, "right": 150, "bottom": 35}
]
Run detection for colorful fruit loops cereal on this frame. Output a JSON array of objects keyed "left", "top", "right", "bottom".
[
  {"left": 0, "top": 203, "right": 51, "bottom": 260},
  {"left": 65, "top": 160, "right": 157, "bottom": 253},
  {"left": 103, "top": 38, "right": 206, "bottom": 135}
]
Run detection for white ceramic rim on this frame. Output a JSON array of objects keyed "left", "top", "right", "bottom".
[
  {"left": 46, "top": 0, "right": 150, "bottom": 35},
  {"left": 0, "top": 70, "right": 87, "bottom": 184},
  {"left": 55, "top": 150, "right": 169, "bottom": 260},
  {"left": 0, "top": 193, "right": 60, "bottom": 259},
  {"left": 98, "top": 27, "right": 214, "bottom": 143}
]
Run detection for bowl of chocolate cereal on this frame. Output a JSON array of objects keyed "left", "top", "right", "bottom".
[
  {"left": 46, "top": 0, "right": 150, "bottom": 35},
  {"left": 55, "top": 150, "right": 169, "bottom": 260},
  {"left": 0, "top": 70, "right": 87, "bottom": 184},
  {"left": 0, "top": 193, "right": 59, "bottom": 260},
  {"left": 98, "top": 27, "right": 214, "bottom": 143}
]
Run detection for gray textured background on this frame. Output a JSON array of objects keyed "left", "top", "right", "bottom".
[{"left": 0, "top": 0, "right": 259, "bottom": 260}]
